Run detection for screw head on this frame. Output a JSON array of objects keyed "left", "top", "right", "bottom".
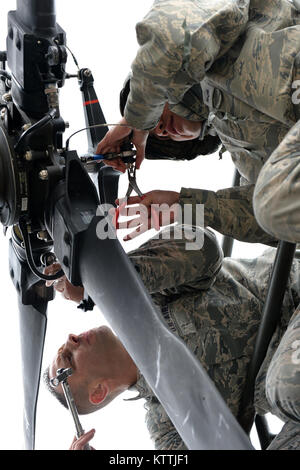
[
  {"left": 2, "top": 93, "right": 12, "bottom": 102},
  {"left": 37, "top": 230, "right": 48, "bottom": 240},
  {"left": 22, "top": 123, "right": 32, "bottom": 131},
  {"left": 24, "top": 151, "right": 32, "bottom": 161},
  {"left": 39, "top": 170, "right": 49, "bottom": 181}
]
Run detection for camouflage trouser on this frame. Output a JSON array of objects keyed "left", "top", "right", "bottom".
[{"left": 265, "top": 305, "right": 300, "bottom": 449}]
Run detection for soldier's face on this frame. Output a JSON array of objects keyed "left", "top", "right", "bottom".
[
  {"left": 151, "top": 103, "right": 203, "bottom": 141},
  {"left": 50, "top": 326, "right": 116, "bottom": 394}
]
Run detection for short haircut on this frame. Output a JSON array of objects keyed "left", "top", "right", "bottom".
[
  {"left": 43, "top": 366, "right": 68, "bottom": 410},
  {"left": 43, "top": 366, "right": 104, "bottom": 415}
]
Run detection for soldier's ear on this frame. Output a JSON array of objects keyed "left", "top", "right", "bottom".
[{"left": 89, "top": 382, "right": 109, "bottom": 405}]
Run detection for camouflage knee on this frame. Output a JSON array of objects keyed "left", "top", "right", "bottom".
[{"left": 266, "top": 308, "right": 300, "bottom": 423}]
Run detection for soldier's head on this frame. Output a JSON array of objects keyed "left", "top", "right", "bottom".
[
  {"left": 44, "top": 326, "right": 137, "bottom": 415},
  {"left": 119, "top": 76, "right": 221, "bottom": 161}
]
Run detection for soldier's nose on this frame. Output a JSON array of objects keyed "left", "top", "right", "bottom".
[
  {"left": 154, "top": 118, "right": 168, "bottom": 136},
  {"left": 67, "top": 334, "right": 80, "bottom": 347}
]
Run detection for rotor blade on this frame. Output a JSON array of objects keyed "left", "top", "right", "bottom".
[
  {"left": 17, "top": 298, "right": 47, "bottom": 450},
  {"left": 77, "top": 218, "right": 254, "bottom": 450},
  {"left": 9, "top": 237, "right": 51, "bottom": 450}
]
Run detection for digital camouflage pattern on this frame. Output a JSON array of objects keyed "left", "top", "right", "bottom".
[
  {"left": 124, "top": 0, "right": 300, "bottom": 244},
  {"left": 267, "top": 420, "right": 300, "bottom": 450},
  {"left": 127, "top": 226, "right": 300, "bottom": 450},
  {"left": 265, "top": 305, "right": 300, "bottom": 451},
  {"left": 266, "top": 305, "right": 300, "bottom": 424},
  {"left": 179, "top": 185, "right": 277, "bottom": 245},
  {"left": 253, "top": 119, "right": 300, "bottom": 243}
]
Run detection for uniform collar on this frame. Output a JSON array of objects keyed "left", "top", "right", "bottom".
[{"left": 125, "top": 370, "right": 154, "bottom": 401}]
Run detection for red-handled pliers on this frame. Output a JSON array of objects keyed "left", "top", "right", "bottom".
[{"left": 114, "top": 162, "right": 160, "bottom": 231}]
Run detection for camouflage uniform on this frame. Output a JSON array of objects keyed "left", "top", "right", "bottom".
[
  {"left": 248, "top": 123, "right": 300, "bottom": 448},
  {"left": 264, "top": 305, "right": 300, "bottom": 449},
  {"left": 124, "top": 0, "right": 300, "bottom": 244},
  {"left": 253, "top": 119, "right": 300, "bottom": 243},
  {"left": 126, "top": 226, "right": 300, "bottom": 450}
]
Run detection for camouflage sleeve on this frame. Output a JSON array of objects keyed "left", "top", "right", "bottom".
[
  {"left": 125, "top": 0, "right": 250, "bottom": 130},
  {"left": 265, "top": 305, "right": 300, "bottom": 424},
  {"left": 253, "top": 120, "right": 300, "bottom": 243},
  {"left": 128, "top": 225, "right": 223, "bottom": 294},
  {"left": 267, "top": 420, "right": 300, "bottom": 450},
  {"left": 145, "top": 398, "right": 188, "bottom": 450},
  {"left": 179, "top": 185, "right": 278, "bottom": 245}
]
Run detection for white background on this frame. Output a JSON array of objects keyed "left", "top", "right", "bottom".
[{"left": 0, "top": 0, "right": 284, "bottom": 450}]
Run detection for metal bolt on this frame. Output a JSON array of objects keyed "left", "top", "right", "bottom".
[
  {"left": 37, "top": 230, "right": 48, "bottom": 240},
  {"left": 65, "top": 121, "right": 70, "bottom": 129},
  {"left": 0, "top": 109, "right": 6, "bottom": 120},
  {"left": 40, "top": 252, "right": 56, "bottom": 266},
  {"left": 24, "top": 151, "right": 33, "bottom": 161},
  {"left": 39, "top": 170, "right": 49, "bottom": 181},
  {"left": 83, "top": 69, "right": 92, "bottom": 77},
  {"left": 2, "top": 93, "right": 12, "bottom": 102},
  {"left": 45, "top": 83, "right": 57, "bottom": 93},
  {"left": 22, "top": 123, "right": 31, "bottom": 131}
]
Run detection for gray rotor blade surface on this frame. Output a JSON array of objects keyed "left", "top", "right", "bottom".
[
  {"left": 9, "top": 237, "right": 49, "bottom": 450},
  {"left": 17, "top": 298, "right": 47, "bottom": 450},
  {"left": 78, "top": 218, "right": 254, "bottom": 450}
]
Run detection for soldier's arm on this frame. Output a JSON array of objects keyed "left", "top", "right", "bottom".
[
  {"left": 44, "top": 227, "right": 222, "bottom": 301},
  {"left": 145, "top": 398, "right": 188, "bottom": 450},
  {"left": 253, "top": 120, "right": 300, "bottom": 243},
  {"left": 179, "top": 184, "right": 278, "bottom": 245},
  {"left": 125, "top": 0, "right": 249, "bottom": 130},
  {"left": 265, "top": 306, "right": 300, "bottom": 424},
  {"left": 128, "top": 226, "right": 223, "bottom": 294}
]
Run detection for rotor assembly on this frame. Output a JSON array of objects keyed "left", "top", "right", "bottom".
[{"left": 0, "top": 0, "right": 255, "bottom": 452}]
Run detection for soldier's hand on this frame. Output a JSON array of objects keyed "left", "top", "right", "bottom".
[
  {"left": 96, "top": 117, "right": 149, "bottom": 172},
  {"left": 44, "top": 263, "right": 84, "bottom": 304},
  {"left": 112, "top": 190, "right": 180, "bottom": 241},
  {"left": 69, "top": 429, "right": 96, "bottom": 450}
]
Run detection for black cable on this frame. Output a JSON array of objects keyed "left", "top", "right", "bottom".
[
  {"left": 18, "top": 218, "right": 65, "bottom": 282},
  {"left": 65, "top": 123, "right": 131, "bottom": 151},
  {"left": 0, "top": 69, "right": 11, "bottom": 80},
  {"left": 14, "top": 108, "right": 57, "bottom": 154},
  {"left": 65, "top": 45, "right": 80, "bottom": 70}
]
